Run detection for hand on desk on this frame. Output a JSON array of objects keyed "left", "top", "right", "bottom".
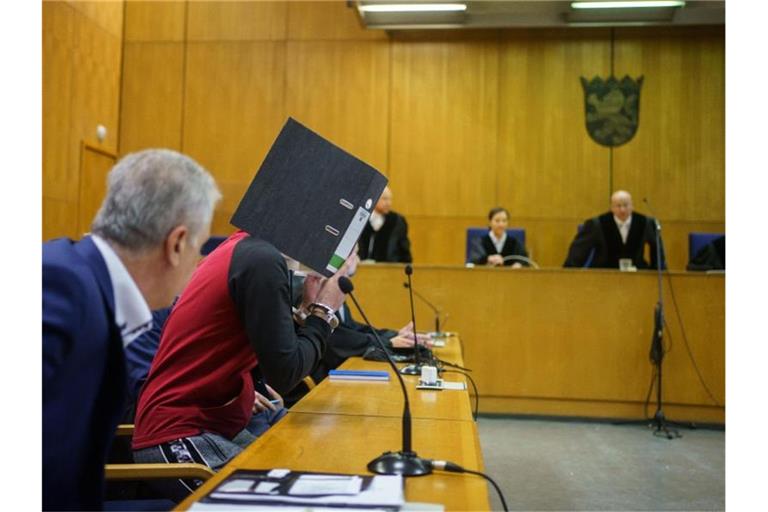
[
  {"left": 390, "top": 335, "right": 434, "bottom": 349},
  {"left": 253, "top": 384, "right": 283, "bottom": 413},
  {"left": 397, "top": 322, "right": 432, "bottom": 345},
  {"left": 487, "top": 254, "right": 504, "bottom": 266}
]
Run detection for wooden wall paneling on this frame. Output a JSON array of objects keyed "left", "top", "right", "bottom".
[
  {"left": 287, "top": 1, "right": 387, "bottom": 41},
  {"left": 389, "top": 36, "right": 500, "bottom": 217},
  {"left": 69, "top": 6, "right": 123, "bottom": 154},
  {"left": 186, "top": 1, "right": 287, "bottom": 41},
  {"left": 612, "top": 27, "right": 725, "bottom": 222},
  {"left": 43, "top": 198, "right": 79, "bottom": 242},
  {"left": 43, "top": 1, "right": 76, "bottom": 205},
  {"left": 284, "top": 41, "right": 390, "bottom": 173},
  {"left": 406, "top": 216, "right": 485, "bottom": 266},
  {"left": 182, "top": 41, "right": 287, "bottom": 234},
  {"left": 78, "top": 144, "right": 117, "bottom": 235},
  {"left": 497, "top": 29, "right": 612, "bottom": 222},
  {"left": 120, "top": 42, "right": 185, "bottom": 153},
  {"left": 66, "top": 0, "right": 124, "bottom": 38},
  {"left": 43, "top": 1, "right": 123, "bottom": 240},
  {"left": 124, "top": 0, "right": 186, "bottom": 42}
]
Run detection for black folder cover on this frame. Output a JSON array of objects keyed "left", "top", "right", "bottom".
[{"left": 231, "top": 118, "right": 388, "bottom": 277}]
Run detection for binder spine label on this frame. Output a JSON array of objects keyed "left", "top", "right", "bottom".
[{"left": 326, "top": 207, "right": 370, "bottom": 272}]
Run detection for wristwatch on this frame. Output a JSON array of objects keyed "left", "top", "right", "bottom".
[{"left": 309, "top": 302, "right": 340, "bottom": 330}]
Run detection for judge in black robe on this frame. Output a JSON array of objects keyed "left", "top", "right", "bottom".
[
  {"left": 469, "top": 207, "right": 531, "bottom": 267},
  {"left": 563, "top": 190, "right": 664, "bottom": 270},
  {"left": 469, "top": 232, "right": 530, "bottom": 267},
  {"left": 357, "top": 186, "right": 412, "bottom": 263}
]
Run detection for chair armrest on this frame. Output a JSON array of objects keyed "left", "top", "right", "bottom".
[
  {"left": 105, "top": 463, "right": 215, "bottom": 481},
  {"left": 115, "top": 424, "right": 135, "bottom": 437},
  {"left": 303, "top": 375, "right": 317, "bottom": 390}
]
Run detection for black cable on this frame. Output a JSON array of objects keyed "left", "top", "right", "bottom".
[
  {"left": 643, "top": 366, "right": 656, "bottom": 420},
  {"left": 430, "top": 460, "right": 509, "bottom": 511},
  {"left": 434, "top": 356, "right": 472, "bottom": 372},
  {"left": 441, "top": 369, "right": 479, "bottom": 421},
  {"left": 664, "top": 272, "right": 722, "bottom": 407}
]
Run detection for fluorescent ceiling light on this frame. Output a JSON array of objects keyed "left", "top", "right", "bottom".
[
  {"left": 571, "top": 1, "right": 685, "bottom": 8},
  {"left": 360, "top": 3, "right": 467, "bottom": 13}
]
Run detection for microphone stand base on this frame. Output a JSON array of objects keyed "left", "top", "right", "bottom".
[{"left": 367, "top": 451, "right": 433, "bottom": 477}]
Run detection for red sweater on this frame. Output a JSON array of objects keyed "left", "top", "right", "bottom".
[{"left": 133, "top": 231, "right": 329, "bottom": 449}]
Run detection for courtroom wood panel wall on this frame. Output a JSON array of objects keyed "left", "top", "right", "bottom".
[
  {"left": 119, "top": 42, "right": 185, "bottom": 153},
  {"left": 110, "top": 2, "right": 724, "bottom": 269},
  {"left": 353, "top": 265, "right": 725, "bottom": 423},
  {"left": 43, "top": 0, "right": 124, "bottom": 241},
  {"left": 183, "top": 41, "right": 287, "bottom": 224},
  {"left": 124, "top": 0, "right": 185, "bottom": 42}
]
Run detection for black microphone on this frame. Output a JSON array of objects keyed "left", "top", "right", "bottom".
[
  {"left": 337, "top": 276, "right": 432, "bottom": 476},
  {"left": 400, "top": 264, "right": 425, "bottom": 376},
  {"left": 402, "top": 281, "right": 445, "bottom": 335}
]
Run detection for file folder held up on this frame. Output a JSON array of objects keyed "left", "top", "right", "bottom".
[{"left": 231, "top": 118, "right": 388, "bottom": 277}]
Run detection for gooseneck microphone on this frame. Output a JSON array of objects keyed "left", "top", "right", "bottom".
[
  {"left": 400, "top": 264, "right": 425, "bottom": 376},
  {"left": 402, "top": 282, "right": 445, "bottom": 335},
  {"left": 337, "top": 276, "right": 432, "bottom": 476}
]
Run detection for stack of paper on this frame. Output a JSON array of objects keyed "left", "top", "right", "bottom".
[{"left": 191, "top": 469, "right": 404, "bottom": 510}]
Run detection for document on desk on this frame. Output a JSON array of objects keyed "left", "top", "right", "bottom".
[{"left": 190, "top": 469, "right": 404, "bottom": 510}]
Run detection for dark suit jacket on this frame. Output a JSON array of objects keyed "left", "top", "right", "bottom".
[
  {"left": 469, "top": 233, "right": 530, "bottom": 267},
  {"left": 563, "top": 212, "right": 664, "bottom": 269},
  {"left": 357, "top": 210, "right": 413, "bottom": 263},
  {"left": 43, "top": 236, "right": 126, "bottom": 511}
]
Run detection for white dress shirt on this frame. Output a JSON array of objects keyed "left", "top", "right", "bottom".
[
  {"left": 91, "top": 235, "right": 153, "bottom": 346},
  {"left": 369, "top": 211, "right": 385, "bottom": 232},
  {"left": 489, "top": 230, "right": 507, "bottom": 254},
  {"left": 614, "top": 215, "right": 632, "bottom": 244}
]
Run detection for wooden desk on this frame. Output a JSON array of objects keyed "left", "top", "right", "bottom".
[
  {"left": 353, "top": 264, "right": 725, "bottom": 423},
  {"left": 176, "top": 336, "right": 490, "bottom": 511},
  {"left": 176, "top": 413, "right": 490, "bottom": 511},
  {"left": 291, "top": 338, "right": 474, "bottom": 421}
]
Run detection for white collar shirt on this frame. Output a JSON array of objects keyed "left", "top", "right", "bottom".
[
  {"left": 91, "top": 235, "right": 153, "bottom": 346},
  {"left": 489, "top": 231, "right": 507, "bottom": 254},
  {"left": 614, "top": 215, "right": 632, "bottom": 244},
  {"left": 369, "top": 211, "right": 385, "bottom": 232}
]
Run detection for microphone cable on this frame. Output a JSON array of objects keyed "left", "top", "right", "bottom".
[
  {"left": 429, "top": 460, "right": 509, "bottom": 512},
  {"left": 433, "top": 356, "right": 472, "bottom": 373},
  {"left": 664, "top": 271, "right": 723, "bottom": 407},
  {"left": 440, "top": 369, "right": 480, "bottom": 421}
]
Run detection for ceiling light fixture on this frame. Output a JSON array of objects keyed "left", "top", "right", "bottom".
[
  {"left": 571, "top": 1, "right": 685, "bottom": 9},
  {"left": 359, "top": 3, "right": 467, "bottom": 13}
]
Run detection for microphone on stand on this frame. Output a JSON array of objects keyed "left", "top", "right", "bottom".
[
  {"left": 400, "top": 265, "right": 426, "bottom": 376},
  {"left": 337, "top": 276, "right": 432, "bottom": 476},
  {"left": 402, "top": 282, "right": 447, "bottom": 336}
]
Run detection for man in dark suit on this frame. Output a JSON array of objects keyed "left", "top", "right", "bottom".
[
  {"left": 564, "top": 190, "right": 664, "bottom": 269},
  {"left": 42, "top": 149, "right": 220, "bottom": 510},
  {"left": 358, "top": 186, "right": 413, "bottom": 263}
]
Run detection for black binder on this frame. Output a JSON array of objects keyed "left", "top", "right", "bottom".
[{"left": 231, "top": 118, "right": 388, "bottom": 277}]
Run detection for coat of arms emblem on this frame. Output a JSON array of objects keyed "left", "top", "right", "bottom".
[{"left": 580, "top": 75, "right": 644, "bottom": 147}]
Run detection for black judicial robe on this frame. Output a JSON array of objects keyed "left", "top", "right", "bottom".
[
  {"left": 469, "top": 233, "right": 530, "bottom": 267},
  {"left": 563, "top": 212, "right": 664, "bottom": 269},
  {"left": 686, "top": 236, "right": 725, "bottom": 271},
  {"left": 357, "top": 210, "right": 413, "bottom": 263}
]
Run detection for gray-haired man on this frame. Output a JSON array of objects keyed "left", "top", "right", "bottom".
[{"left": 42, "top": 149, "right": 221, "bottom": 511}]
